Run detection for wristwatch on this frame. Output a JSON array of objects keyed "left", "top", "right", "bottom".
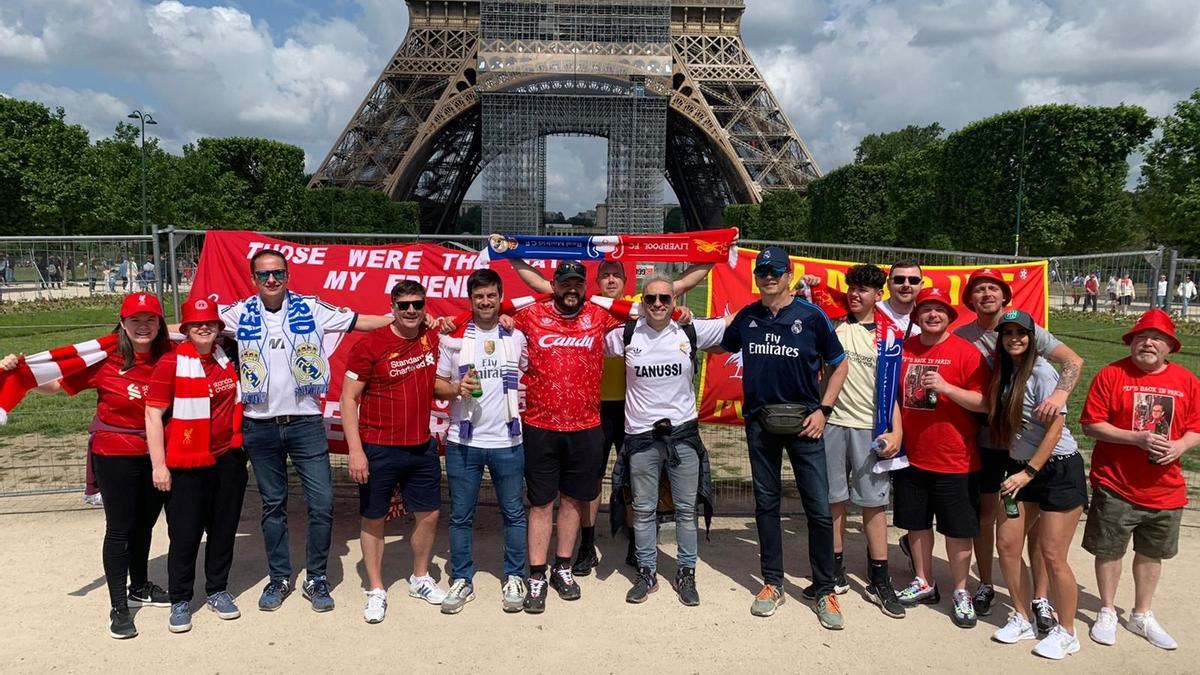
[
  {"left": 1022, "top": 464, "right": 1040, "bottom": 478},
  {"left": 818, "top": 405, "right": 834, "bottom": 417}
]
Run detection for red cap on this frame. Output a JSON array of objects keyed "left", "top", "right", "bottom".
[
  {"left": 914, "top": 287, "right": 958, "bottom": 322},
  {"left": 179, "top": 297, "right": 224, "bottom": 331},
  {"left": 1123, "top": 309, "right": 1181, "bottom": 353},
  {"left": 962, "top": 268, "right": 1012, "bottom": 310},
  {"left": 120, "top": 292, "right": 164, "bottom": 319}
]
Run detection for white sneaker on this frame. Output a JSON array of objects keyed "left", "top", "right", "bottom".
[
  {"left": 1090, "top": 606, "right": 1118, "bottom": 646},
  {"left": 363, "top": 588, "right": 387, "bottom": 624},
  {"left": 408, "top": 574, "right": 447, "bottom": 605},
  {"left": 501, "top": 575, "right": 526, "bottom": 613},
  {"left": 1034, "top": 624, "right": 1081, "bottom": 659},
  {"left": 83, "top": 493, "right": 103, "bottom": 507},
  {"left": 992, "top": 612, "right": 1036, "bottom": 644},
  {"left": 1128, "top": 611, "right": 1178, "bottom": 650}
]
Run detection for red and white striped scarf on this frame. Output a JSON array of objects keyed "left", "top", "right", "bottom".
[
  {"left": 166, "top": 341, "right": 244, "bottom": 469},
  {"left": 0, "top": 334, "right": 119, "bottom": 425}
]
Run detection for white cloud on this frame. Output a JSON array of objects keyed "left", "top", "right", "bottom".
[
  {"left": 10, "top": 83, "right": 133, "bottom": 140},
  {"left": 0, "top": 20, "right": 48, "bottom": 64}
]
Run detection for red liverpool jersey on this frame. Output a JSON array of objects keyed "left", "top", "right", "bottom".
[{"left": 515, "top": 301, "right": 621, "bottom": 432}]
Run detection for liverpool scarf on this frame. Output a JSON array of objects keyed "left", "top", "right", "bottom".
[
  {"left": 0, "top": 334, "right": 118, "bottom": 424},
  {"left": 165, "top": 341, "right": 244, "bottom": 469}
]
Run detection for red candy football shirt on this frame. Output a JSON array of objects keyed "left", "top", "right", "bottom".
[
  {"left": 515, "top": 301, "right": 621, "bottom": 432},
  {"left": 61, "top": 350, "right": 164, "bottom": 456},
  {"left": 345, "top": 325, "right": 439, "bottom": 446},
  {"left": 1081, "top": 358, "right": 1200, "bottom": 510},
  {"left": 899, "top": 333, "right": 991, "bottom": 474},
  {"left": 147, "top": 351, "right": 240, "bottom": 457}
]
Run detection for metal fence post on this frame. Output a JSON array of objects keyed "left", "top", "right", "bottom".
[
  {"left": 151, "top": 222, "right": 163, "bottom": 302},
  {"left": 167, "top": 228, "right": 181, "bottom": 320},
  {"left": 1166, "top": 249, "right": 1179, "bottom": 314}
]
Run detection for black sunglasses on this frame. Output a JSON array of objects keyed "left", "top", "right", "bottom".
[
  {"left": 891, "top": 275, "right": 922, "bottom": 285},
  {"left": 392, "top": 300, "right": 425, "bottom": 311},
  {"left": 643, "top": 293, "right": 673, "bottom": 306},
  {"left": 253, "top": 269, "right": 287, "bottom": 282},
  {"left": 754, "top": 266, "right": 787, "bottom": 278}
]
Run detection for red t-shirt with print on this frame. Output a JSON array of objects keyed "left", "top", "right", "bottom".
[
  {"left": 61, "top": 351, "right": 165, "bottom": 456},
  {"left": 146, "top": 351, "right": 239, "bottom": 457},
  {"left": 1081, "top": 358, "right": 1200, "bottom": 510},
  {"left": 899, "top": 333, "right": 991, "bottom": 474},
  {"left": 515, "top": 301, "right": 622, "bottom": 432},
  {"left": 345, "top": 325, "right": 440, "bottom": 447}
]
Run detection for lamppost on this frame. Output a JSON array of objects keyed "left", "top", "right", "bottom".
[{"left": 127, "top": 110, "right": 162, "bottom": 298}]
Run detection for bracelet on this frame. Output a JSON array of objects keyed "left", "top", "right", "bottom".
[{"left": 1022, "top": 464, "right": 1040, "bottom": 478}]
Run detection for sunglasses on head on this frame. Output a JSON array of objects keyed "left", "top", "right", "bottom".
[
  {"left": 754, "top": 265, "right": 788, "bottom": 278},
  {"left": 392, "top": 300, "right": 425, "bottom": 311},
  {"left": 643, "top": 293, "right": 673, "bottom": 306},
  {"left": 891, "top": 275, "right": 922, "bottom": 286},
  {"left": 253, "top": 269, "right": 287, "bottom": 282}
]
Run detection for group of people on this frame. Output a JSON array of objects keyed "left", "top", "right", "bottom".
[{"left": 2, "top": 247, "right": 1196, "bottom": 663}]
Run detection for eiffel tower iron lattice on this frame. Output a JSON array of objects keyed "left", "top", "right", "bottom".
[{"left": 309, "top": 1, "right": 821, "bottom": 234}]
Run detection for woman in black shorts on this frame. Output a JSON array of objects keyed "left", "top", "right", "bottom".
[{"left": 987, "top": 310, "right": 1087, "bottom": 660}]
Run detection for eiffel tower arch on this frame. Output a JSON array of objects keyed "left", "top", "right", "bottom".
[{"left": 309, "top": 1, "right": 821, "bottom": 234}]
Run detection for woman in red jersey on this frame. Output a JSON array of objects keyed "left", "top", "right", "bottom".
[
  {"left": 146, "top": 298, "right": 246, "bottom": 634},
  {"left": 2, "top": 293, "right": 173, "bottom": 639}
]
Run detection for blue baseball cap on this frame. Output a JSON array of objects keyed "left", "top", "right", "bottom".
[{"left": 754, "top": 247, "right": 791, "bottom": 274}]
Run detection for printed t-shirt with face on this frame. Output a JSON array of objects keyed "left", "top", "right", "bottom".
[
  {"left": 220, "top": 296, "right": 357, "bottom": 419},
  {"left": 599, "top": 293, "right": 640, "bottom": 402},
  {"left": 146, "top": 351, "right": 239, "bottom": 457},
  {"left": 345, "top": 325, "right": 440, "bottom": 447},
  {"left": 61, "top": 350, "right": 162, "bottom": 456},
  {"left": 1081, "top": 358, "right": 1200, "bottom": 510},
  {"left": 436, "top": 326, "right": 528, "bottom": 448},
  {"left": 720, "top": 298, "right": 845, "bottom": 419},
  {"left": 514, "top": 301, "right": 622, "bottom": 432},
  {"left": 1009, "top": 357, "right": 1078, "bottom": 462},
  {"left": 829, "top": 318, "right": 877, "bottom": 430},
  {"left": 899, "top": 333, "right": 991, "bottom": 474},
  {"left": 604, "top": 318, "right": 725, "bottom": 434},
  {"left": 878, "top": 299, "right": 918, "bottom": 337}
]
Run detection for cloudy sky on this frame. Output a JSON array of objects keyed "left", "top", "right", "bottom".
[{"left": 2, "top": 1, "right": 1198, "bottom": 216}]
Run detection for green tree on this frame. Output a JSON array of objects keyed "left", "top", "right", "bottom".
[
  {"left": 298, "top": 187, "right": 418, "bottom": 234},
  {"left": 0, "top": 98, "right": 96, "bottom": 235},
  {"left": 178, "top": 137, "right": 306, "bottom": 230},
  {"left": 1138, "top": 89, "right": 1200, "bottom": 256},
  {"left": 808, "top": 164, "right": 893, "bottom": 245},
  {"left": 854, "top": 123, "right": 945, "bottom": 165},
  {"left": 87, "top": 122, "right": 176, "bottom": 235}
]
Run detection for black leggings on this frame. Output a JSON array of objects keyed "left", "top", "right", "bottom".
[
  {"left": 166, "top": 450, "right": 249, "bottom": 603},
  {"left": 92, "top": 453, "right": 166, "bottom": 609}
]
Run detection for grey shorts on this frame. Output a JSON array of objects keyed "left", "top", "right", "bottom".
[{"left": 823, "top": 424, "right": 890, "bottom": 508}]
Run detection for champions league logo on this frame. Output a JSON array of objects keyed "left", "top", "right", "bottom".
[{"left": 292, "top": 343, "right": 327, "bottom": 384}]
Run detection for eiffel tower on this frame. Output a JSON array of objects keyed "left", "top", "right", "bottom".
[{"left": 309, "top": 1, "right": 820, "bottom": 234}]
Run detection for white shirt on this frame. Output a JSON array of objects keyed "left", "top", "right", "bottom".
[
  {"left": 220, "top": 295, "right": 357, "bottom": 418},
  {"left": 435, "top": 326, "right": 528, "bottom": 448},
  {"left": 878, "top": 299, "right": 919, "bottom": 336},
  {"left": 1158, "top": 280, "right": 1168, "bottom": 296},
  {"left": 604, "top": 318, "right": 725, "bottom": 434}
]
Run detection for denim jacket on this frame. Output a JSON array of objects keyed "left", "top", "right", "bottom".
[{"left": 609, "top": 419, "right": 714, "bottom": 537}]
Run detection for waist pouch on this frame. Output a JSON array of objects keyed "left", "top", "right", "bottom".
[{"left": 758, "top": 404, "right": 809, "bottom": 435}]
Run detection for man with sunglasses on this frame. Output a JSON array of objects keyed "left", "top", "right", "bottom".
[
  {"left": 879, "top": 260, "right": 924, "bottom": 336},
  {"left": 720, "top": 247, "right": 849, "bottom": 628},
  {"left": 342, "top": 280, "right": 446, "bottom": 623},
  {"left": 219, "top": 249, "right": 393, "bottom": 613}
]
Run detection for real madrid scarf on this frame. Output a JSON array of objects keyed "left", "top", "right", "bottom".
[
  {"left": 454, "top": 322, "right": 521, "bottom": 441},
  {"left": 235, "top": 291, "right": 328, "bottom": 404}
]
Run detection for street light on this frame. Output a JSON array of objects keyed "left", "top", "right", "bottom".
[{"left": 127, "top": 110, "right": 162, "bottom": 299}]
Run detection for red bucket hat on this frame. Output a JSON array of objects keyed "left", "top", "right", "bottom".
[
  {"left": 914, "top": 287, "right": 958, "bottom": 322},
  {"left": 179, "top": 297, "right": 225, "bottom": 332},
  {"left": 962, "top": 268, "right": 1013, "bottom": 311},
  {"left": 120, "top": 292, "right": 164, "bottom": 318},
  {"left": 1122, "top": 309, "right": 1181, "bottom": 353}
]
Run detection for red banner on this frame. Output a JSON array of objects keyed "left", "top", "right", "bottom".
[
  {"left": 191, "top": 231, "right": 633, "bottom": 451},
  {"left": 697, "top": 249, "right": 1049, "bottom": 425}
]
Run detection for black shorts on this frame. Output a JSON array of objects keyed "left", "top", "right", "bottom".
[
  {"left": 1004, "top": 453, "right": 1088, "bottom": 512},
  {"left": 599, "top": 400, "right": 626, "bottom": 480},
  {"left": 892, "top": 466, "right": 981, "bottom": 539},
  {"left": 524, "top": 424, "right": 605, "bottom": 506},
  {"left": 358, "top": 441, "right": 442, "bottom": 518},
  {"left": 979, "top": 447, "right": 1009, "bottom": 494}
]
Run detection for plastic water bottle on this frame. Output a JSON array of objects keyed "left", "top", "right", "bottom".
[{"left": 870, "top": 438, "right": 887, "bottom": 456}]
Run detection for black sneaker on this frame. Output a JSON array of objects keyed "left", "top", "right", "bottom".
[
  {"left": 626, "top": 567, "right": 659, "bottom": 604},
  {"left": 549, "top": 563, "right": 581, "bottom": 601},
  {"left": 972, "top": 583, "right": 995, "bottom": 616},
  {"left": 834, "top": 567, "right": 850, "bottom": 594},
  {"left": 128, "top": 581, "right": 170, "bottom": 608},
  {"left": 523, "top": 576, "right": 547, "bottom": 614},
  {"left": 571, "top": 548, "right": 599, "bottom": 577},
  {"left": 675, "top": 567, "right": 700, "bottom": 607},
  {"left": 865, "top": 577, "right": 906, "bottom": 619},
  {"left": 1032, "top": 597, "right": 1056, "bottom": 634},
  {"left": 109, "top": 607, "right": 137, "bottom": 639},
  {"left": 898, "top": 534, "right": 915, "bottom": 576}
]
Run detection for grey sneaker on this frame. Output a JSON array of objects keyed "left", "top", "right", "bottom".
[
  {"left": 816, "top": 593, "right": 845, "bottom": 630},
  {"left": 363, "top": 589, "right": 387, "bottom": 624},
  {"left": 303, "top": 576, "right": 335, "bottom": 613},
  {"left": 168, "top": 601, "right": 192, "bottom": 633},
  {"left": 441, "top": 579, "right": 476, "bottom": 615},
  {"left": 952, "top": 589, "right": 977, "bottom": 628},
  {"left": 501, "top": 575, "right": 526, "bottom": 613},
  {"left": 206, "top": 591, "right": 240, "bottom": 620},
  {"left": 258, "top": 578, "right": 292, "bottom": 611},
  {"left": 751, "top": 584, "right": 784, "bottom": 617}
]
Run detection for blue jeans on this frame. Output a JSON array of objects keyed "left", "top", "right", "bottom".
[
  {"left": 444, "top": 442, "right": 526, "bottom": 581},
  {"left": 630, "top": 442, "right": 700, "bottom": 574},
  {"left": 243, "top": 416, "right": 333, "bottom": 582},
  {"left": 745, "top": 420, "right": 836, "bottom": 594}
]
